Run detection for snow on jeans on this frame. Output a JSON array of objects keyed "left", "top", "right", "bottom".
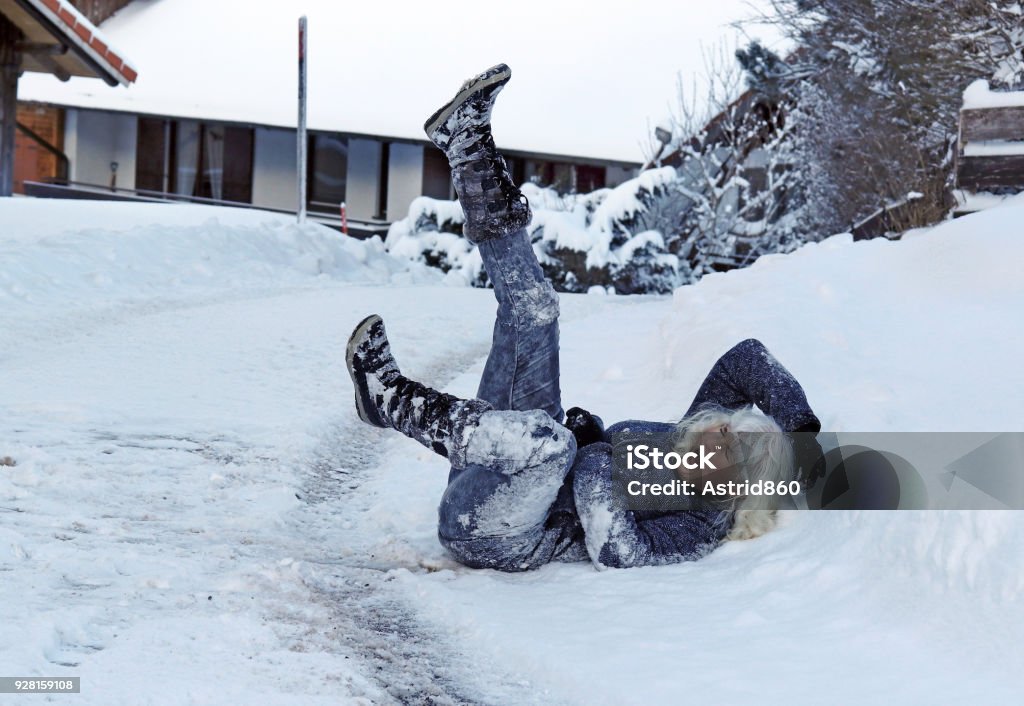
[
  {"left": 437, "top": 229, "right": 586, "bottom": 571},
  {"left": 438, "top": 409, "right": 583, "bottom": 571}
]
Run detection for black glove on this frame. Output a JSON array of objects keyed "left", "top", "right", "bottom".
[
  {"left": 788, "top": 426, "right": 826, "bottom": 489},
  {"left": 564, "top": 406, "right": 607, "bottom": 448}
]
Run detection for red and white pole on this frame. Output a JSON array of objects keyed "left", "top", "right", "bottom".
[{"left": 340, "top": 201, "right": 348, "bottom": 235}]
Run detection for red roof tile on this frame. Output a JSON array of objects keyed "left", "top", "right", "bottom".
[{"left": 23, "top": 0, "right": 138, "bottom": 86}]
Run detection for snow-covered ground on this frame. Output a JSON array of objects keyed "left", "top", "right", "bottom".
[{"left": 2, "top": 197, "right": 1022, "bottom": 704}]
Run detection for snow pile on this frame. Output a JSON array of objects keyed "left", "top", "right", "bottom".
[
  {"left": 385, "top": 168, "right": 685, "bottom": 294},
  {"left": 384, "top": 196, "right": 484, "bottom": 286},
  {"left": 0, "top": 199, "right": 435, "bottom": 345}
]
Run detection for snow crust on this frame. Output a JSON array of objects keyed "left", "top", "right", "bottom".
[{"left": 3, "top": 196, "right": 1024, "bottom": 702}]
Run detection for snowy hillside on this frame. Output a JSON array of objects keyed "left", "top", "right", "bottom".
[{"left": 2, "top": 197, "right": 1022, "bottom": 703}]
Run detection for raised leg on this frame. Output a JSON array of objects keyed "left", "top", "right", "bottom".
[
  {"left": 475, "top": 230, "right": 563, "bottom": 420},
  {"left": 684, "top": 339, "right": 820, "bottom": 433},
  {"left": 420, "top": 65, "right": 579, "bottom": 569},
  {"left": 424, "top": 64, "right": 562, "bottom": 421}
]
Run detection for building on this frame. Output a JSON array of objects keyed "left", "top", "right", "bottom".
[
  {"left": 12, "top": 1, "right": 640, "bottom": 234},
  {"left": 1, "top": 0, "right": 136, "bottom": 196}
]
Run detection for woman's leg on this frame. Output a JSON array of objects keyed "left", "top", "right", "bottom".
[
  {"left": 395, "top": 64, "right": 576, "bottom": 569},
  {"left": 443, "top": 233, "right": 574, "bottom": 568},
  {"left": 424, "top": 63, "right": 563, "bottom": 421},
  {"left": 475, "top": 231, "right": 563, "bottom": 420},
  {"left": 437, "top": 409, "right": 584, "bottom": 571},
  {"left": 347, "top": 314, "right": 583, "bottom": 570},
  {"left": 683, "top": 338, "right": 820, "bottom": 433}
]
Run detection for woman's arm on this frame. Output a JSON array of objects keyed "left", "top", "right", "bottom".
[{"left": 685, "top": 338, "right": 820, "bottom": 433}]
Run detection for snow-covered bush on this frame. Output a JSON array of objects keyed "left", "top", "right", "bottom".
[{"left": 385, "top": 173, "right": 688, "bottom": 294}]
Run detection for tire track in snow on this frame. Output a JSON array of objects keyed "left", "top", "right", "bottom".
[
  {"left": 294, "top": 344, "right": 552, "bottom": 705},
  {"left": 290, "top": 296, "right": 654, "bottom": 704}
]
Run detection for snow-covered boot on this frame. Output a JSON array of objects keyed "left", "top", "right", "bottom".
[
  {"left": 423, "top": 63, "right": 531, "bottom": 243},
  {"left": 346, "top": 314, "right": 490, "bottom": 465}
]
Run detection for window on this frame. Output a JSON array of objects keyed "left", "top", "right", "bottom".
[
  {"left": 135, "top": 118, "right": 169, "bottom": 193},
  {"left": 135, "top": 119, "right": 253, "bottom": 203},
  {"left": 422, "top": 146, "right": 452, "bottom": 200},
  {"left": 525, "top": 160, "right": 575, "bottom": 194},
  {"left": 575, "top": 165, "right": 606, "bottom": 193},
  {"left": 520, "top": 161, "right": 605, "bottom": 195},
  {"left": 308, "top": 133, "right": 348, "bottom": 212}
]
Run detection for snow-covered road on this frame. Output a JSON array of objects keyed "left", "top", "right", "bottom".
[
  {"left": 0, "top": 270, "right": 660, "bottom": 703},
  {"left": 3, "top": 199, "right": 1023, "bottom": 704}
]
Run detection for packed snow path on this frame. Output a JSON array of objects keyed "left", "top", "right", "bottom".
[
  {"left": 1, "top": 278, "right": 646, "bottom": 703},
  {"left": 2, "top": 200, "right": 1023, "bottom": 704}
]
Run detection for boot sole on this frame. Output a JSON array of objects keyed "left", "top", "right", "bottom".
[
  {"left": 423, "top": 64, "right": 511, "bottom": 142},
  {"left": 346, "top": 314, "right": 387, "bottom": 428}
]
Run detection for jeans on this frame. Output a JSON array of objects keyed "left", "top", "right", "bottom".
[
  {"left": 474, "top": 231, "right": 563, "bottom": 421},
  {"left": 438, "top": 228, "right": 586, "bottom": 571}
]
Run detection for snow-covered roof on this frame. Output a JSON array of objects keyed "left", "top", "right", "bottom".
[
  {"left": 14, "top": 0, "right": 781, "bottom": 164},
  {"left": 0, "top": 0, "right": 137, "bottom": 85}
]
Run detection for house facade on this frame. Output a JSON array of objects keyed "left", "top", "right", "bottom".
[
  {"left": 14, "top": 100, "right": 639, "bottom": 230},
  {"left": 11, "top": 0, "right": 644, "bottom": 228}
]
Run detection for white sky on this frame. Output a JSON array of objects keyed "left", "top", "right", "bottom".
[{"left": 18, "top": 0, "right": 786, "bottom": 163}]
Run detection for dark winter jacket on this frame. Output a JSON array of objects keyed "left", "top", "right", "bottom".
[{"left": 546, "top": 416, "right": 732, "bottom": 569}]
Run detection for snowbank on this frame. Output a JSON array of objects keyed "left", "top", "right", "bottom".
[{"left": 0, "top": 199, "right": 435, "bottom": 351}]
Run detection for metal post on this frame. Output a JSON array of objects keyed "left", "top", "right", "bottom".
[
  {"left": 0, "top": 18, "right": 22, "bottom": 197},
  {"left": 296, "top": 15, "right": 308, "bottom": 224}
]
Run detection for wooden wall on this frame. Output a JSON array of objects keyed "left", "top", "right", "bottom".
[{"left": 13, "top": 103, "right": 63, "bottom": 193}]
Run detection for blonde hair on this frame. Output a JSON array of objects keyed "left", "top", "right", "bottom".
[{"left": 672, "top": 406, "right": 795, "bottom": 541}]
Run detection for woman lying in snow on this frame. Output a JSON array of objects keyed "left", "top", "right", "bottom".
[{"left": 346, "top": 64, "right": 824, "bottom": 571}]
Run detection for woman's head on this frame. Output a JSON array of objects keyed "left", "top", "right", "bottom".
[{"left": 672, "top": 406, "right": 795, "bottom": 540}]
